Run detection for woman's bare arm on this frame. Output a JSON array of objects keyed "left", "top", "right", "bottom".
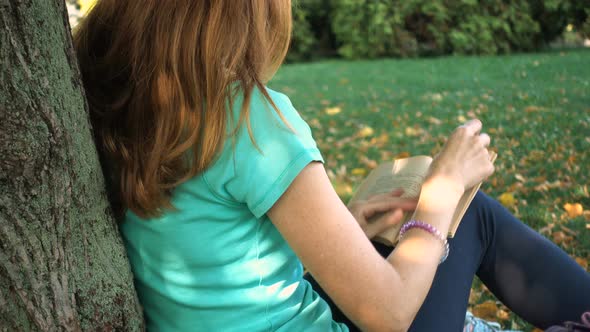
[
  {"left": 268, "top": 162, "right": 461, "bottom": 331},
  {"left": 267, "top": 120, "right": 492, "bottom": 332}
]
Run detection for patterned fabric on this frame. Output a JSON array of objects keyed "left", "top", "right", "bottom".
[{"left": 463, "top": 311, "right": 522, "bottom": 332}]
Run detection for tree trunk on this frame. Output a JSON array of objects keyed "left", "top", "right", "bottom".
[{"left": 0, "top": 0, "right": 144, "bottom": 330}]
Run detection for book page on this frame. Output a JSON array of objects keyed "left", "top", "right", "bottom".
[
  {"left": 368, "top": 173, "right": 423, "bottom": 198},
  {"left": 349, "top": 162, "right": 395, "bottom": 202},
  {"left": 387, "top": 157, "right": 431, "bottom": 199},
  {"left": 349, "top": 156, "right": 432, "bottom": 203}
]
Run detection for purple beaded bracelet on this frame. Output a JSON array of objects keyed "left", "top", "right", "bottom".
[{"left": 398, "top": 220, "right": 450, "bottom": 264}]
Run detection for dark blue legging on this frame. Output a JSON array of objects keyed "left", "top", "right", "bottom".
[{"left": 305, "top": 192, "right": 590, "bottom": 331}]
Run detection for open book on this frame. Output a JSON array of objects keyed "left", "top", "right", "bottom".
[{"left": 349, "top": 152, "right": 497, "bottom": 246}]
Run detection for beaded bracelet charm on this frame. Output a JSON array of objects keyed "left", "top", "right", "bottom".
[{"left": 398, "top": 220, "right": 450, "bottom": 264}]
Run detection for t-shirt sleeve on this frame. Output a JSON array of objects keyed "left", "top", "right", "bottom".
[{"left": 225, "top": 88, "right": 323, "bottom": 218}]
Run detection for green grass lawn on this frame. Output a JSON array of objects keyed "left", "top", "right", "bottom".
[{"left": 271, "top": 49, "right": 590, "bottom": 331}]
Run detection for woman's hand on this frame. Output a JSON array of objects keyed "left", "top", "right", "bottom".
[
  {"left": 428, "top": 119, "right": 494, "bottom": 191},
  {"left": 348, "top": 189, "right": 418, "bottom": 239}
]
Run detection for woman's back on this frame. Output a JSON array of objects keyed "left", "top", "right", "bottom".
[{"left": 120, "top": 88, "right": 346, "bottom": 331}]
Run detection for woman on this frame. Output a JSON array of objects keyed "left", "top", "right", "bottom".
[{"left": 73, "top": 1, "right": 590, "bottom": 331}]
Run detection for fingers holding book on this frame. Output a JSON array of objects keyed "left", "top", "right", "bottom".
[
  {"left": 348, "top": 189, "right": 418, "bottom": 239},
  {"left": 428, "top": 119, "right": 496, "bottom": 191}
]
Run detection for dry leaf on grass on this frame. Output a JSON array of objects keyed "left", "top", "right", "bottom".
[
  {"left": 564, "top": 203, "right": 584, "bottom": 218},
  {"left": 351, "top": 168, "right": 367, "bottom": 176},
  {"left": 498, "top": 192, "right": 516, "bottom": 208},
  {"left": 357, "top": 126, "right": 374, "bottom": 138},
  {"left": 325, "top": 106, "right": 342, "bottom": 115}
]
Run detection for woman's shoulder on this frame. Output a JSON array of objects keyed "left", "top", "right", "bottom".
[
  {"left": 247, "top": 86, "right": 300, "bottom": 123},
  {"left": 260, "top": 86, "right": 293, "bottom": 108}
]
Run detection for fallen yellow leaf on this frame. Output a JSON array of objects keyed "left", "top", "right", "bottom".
[
  {"left": 427, "top": 116, "right": 442, "bottom": 125},
  {"left": 564, "top": 203, "right": 584, "bottom": 218},
  {"left": 325, "top": 106, "right": 342, "bottom": 115},
  {"left": 498, "top": 192, "right": 516, "bottom": 208},
  {"left": 370, "top": 133, "right": 389, "bottom": 147},
  {"left": 357, "top": 126, "right": 374, "bottom": 138},
  {"left": 405, "top": 127, "right": 421, "bottom": 137},
  {"left": 351, "top": 168, "right": 367, "bottom": 176}
]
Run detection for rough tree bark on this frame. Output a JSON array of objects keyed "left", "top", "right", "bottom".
[{"left": 0, "top": 0, "right": 144, "bottom": 330}]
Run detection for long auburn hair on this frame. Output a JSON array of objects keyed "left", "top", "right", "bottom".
[{"left": 74, "top": 0, "right": 292, "bottom": 218}]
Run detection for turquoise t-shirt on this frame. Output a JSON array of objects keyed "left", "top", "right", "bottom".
[{"left": 120, "top": 87, "right": 348, "bottom": 331}]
